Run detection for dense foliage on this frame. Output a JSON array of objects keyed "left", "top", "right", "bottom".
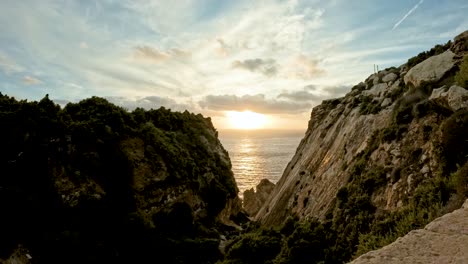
[
  {"left": 455, "top": 55, "right": 468, "bottom": 87},
  {"left": 0, "top": 94, "right": 239, "bottom": 263}
]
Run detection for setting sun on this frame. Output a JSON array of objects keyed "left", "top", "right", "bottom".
[{"left": 226, "top": 111, "right": 267, "bottom": 130}]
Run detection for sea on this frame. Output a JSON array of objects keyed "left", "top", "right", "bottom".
[{"left": 219, "top": 129, "right": 305, "bottom": 197}]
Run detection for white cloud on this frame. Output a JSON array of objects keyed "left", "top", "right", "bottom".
[
  {"left": 0, "top": 52, "right": 24, "bottom": 74},
  {"left": 22, "top": 76, "right": 42, "bottom": 85}
]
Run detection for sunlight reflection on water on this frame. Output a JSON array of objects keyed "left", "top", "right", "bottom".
[{"left": 219, "top": 130, "right": 304, "bottom": 197}]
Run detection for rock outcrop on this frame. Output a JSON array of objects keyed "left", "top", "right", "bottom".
[
  {"left": 404, "top": 50, "right": 456, "bottom": 88},
  {"left": 243, "top": 179, "right": 275, "bottom": 217},
  {"left": 351, "top": 199, "right": 468, "bottom": 264}
]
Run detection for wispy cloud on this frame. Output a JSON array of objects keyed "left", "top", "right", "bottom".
[
  {"left": 393, "top": 0, "right": 424, "bottom": 30},
  {"left": 23, "top": 76, "right": 42, "bottom": 85},
  {"left": 199, "top": 94, "right": 312, "bottom": 114},
  {"left": 232, "top": 58, "right": 278, "bottom": 77}
]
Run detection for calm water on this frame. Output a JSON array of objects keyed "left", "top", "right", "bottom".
[{"left": 219, "top": 129, "right": 305, "bottom": 196}]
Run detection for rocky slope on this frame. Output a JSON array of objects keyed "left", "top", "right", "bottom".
[
  {"left": 0, "top": 96, "right": 243, "bottom": 263},
  {"left": 351, "top": 199, "right": 468, "bottom": 264},
  {"left": 256, "top": 31, "right": 468, "bottom": 226},
  {"left": 243, "top": 179, "right": 275, "bottom": 217},
  {"left": 248, "top": 30, "right": 468, "bottom": 261}
]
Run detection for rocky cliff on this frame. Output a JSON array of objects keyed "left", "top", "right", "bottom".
[
  {"left": 251, "top": 30, "right": 468, "bottom": 261},
  {"left": 0, "top": 96, "right": 243, "bottom": 263}
]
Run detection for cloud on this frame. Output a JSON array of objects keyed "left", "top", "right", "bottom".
[
  {"left": 216, "top": 39, "right": 230, "bottom": 57},
  {"left": 133, "top": 46, "right": 171, "bottom": 63},
  {"left": 277, "top": 84, "right": 351, "bottom": 102},
  {"left": 277, "top": 90, "right": 321, "bottom": 102},
  {"left": 133, "top": 46, "right": 191, "bottom": 64},
  {"left": 285, "top": 54, "right": 325, "bottom": 79},
  {"left": 79, "top": 42, "right": 88, "bottom": 49},
  {"left": 232, "top": 58, "right": 278, "bottom": 77},
  {"left": 199, "top": 94, "right": 311, "bottom": 114},
  {"left": 0, "top": 52, "right": 24, "bottom": 74},
  {"left": 106, "top": 95, "right": 191, "bottom": 112},
  {"left": 392, "top": 0, "right": 424, "bottom": 30},
  {"left": 22, "top": 76, "right": 42, "bottom": 85}
]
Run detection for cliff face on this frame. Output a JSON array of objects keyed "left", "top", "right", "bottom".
[
  {"left": 0, "top": 96, "right": 242, "bottom": 263},
  {"left": 256, "top": 31, "right": 468, "bottom": 227}
]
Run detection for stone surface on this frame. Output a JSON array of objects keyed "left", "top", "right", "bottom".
[
  {"left": 382, "top": 72, "right": 398, "bottom": 83},
  {"left": 404, "top": 50, "right": 456, "bottom": 88},
  {"left": 243, "top": 179, "right": 275, "bottom": 217},
  {"left": 430, "top": 85, "right": 468, "bottom": 111},
  {"left": 381, "top": 98, "right": 392, "bottom": 107},
  {"left": 364, "top": 83, "right": 388, "bottom": 98},
  {"left": 350, "top": 200, "right": 468, "bottom": 264}
]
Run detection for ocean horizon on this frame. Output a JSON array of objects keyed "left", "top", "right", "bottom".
[{"left": 219, "top": 129, "right": 305, "bottom": 197}]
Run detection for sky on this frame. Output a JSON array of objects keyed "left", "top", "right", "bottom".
[{"left": 1, "top": 0, "right": 467, "bottom": 130}]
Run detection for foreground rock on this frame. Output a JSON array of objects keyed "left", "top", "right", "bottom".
[
  {"left": 404, "top": 50, "right": 456, "bottom": 88},
  {"left": 351, "top": 200, "right": 468, "bottom": 264},
  {"left": 243, "top": 179, "right": 275, "bottom": 217}
]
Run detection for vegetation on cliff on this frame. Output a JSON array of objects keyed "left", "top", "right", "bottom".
[{"left": 0, "top": 94, "right": 241, "bottom": 263}]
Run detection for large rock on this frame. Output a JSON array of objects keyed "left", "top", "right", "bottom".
[
  {"left": 243, "top": 179, "right": 275, "bottom": 217},
  {"left": 404, "top": 50, "right": 456, "bottom": 88},
  {"left": 350, "top": 200, "right": 468, "bottom": 264},
  {"left": 430, "top": 85, "right": 468, "bottom": 111},
  {"left": 382, "top": 72, "right": 398, "bottom": 83}
]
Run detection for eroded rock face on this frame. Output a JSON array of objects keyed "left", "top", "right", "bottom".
[
  {"left": 256, "top": 32, "right": 468, "bottom": 228},
  {"left": 404, "top": 50, "right": 456, "bottom": 88},
  {"left": 350, "top": 200, "right": 468, "bottom": 264},
  {"left": 243, "top": 179, "right": 275, "bottom": 217}
]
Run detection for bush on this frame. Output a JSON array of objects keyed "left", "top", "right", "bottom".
[{"left": 455, "top": 55, "right": 468, "bottom": 88}]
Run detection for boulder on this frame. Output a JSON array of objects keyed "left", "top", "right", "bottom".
[
  {"left": 382, "top": 72, "right": 398, "bottom": 83},
  {"left": 404, "top": 50, "right": 456, "bottom": 88},
  {"left": 430, "top": 85, "right": 468, "bottom": 111},
  {"left": 381, "top": 98, "right": 392, "bottom": 108},
  {"left": 243, "top": 179, "right": 275, "bottom": 217}
]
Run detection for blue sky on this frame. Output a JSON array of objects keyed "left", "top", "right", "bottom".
[{"left": 1, "top": 0, "right": 467, "bottom": 129}]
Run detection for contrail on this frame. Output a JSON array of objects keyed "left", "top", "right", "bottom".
[{"left": 392, "top": 0, "right": 424, "bottom": 30}]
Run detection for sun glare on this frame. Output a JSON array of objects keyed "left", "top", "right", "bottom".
[{"left": 226, "top": 111, "right": 267, "bottom": 130}]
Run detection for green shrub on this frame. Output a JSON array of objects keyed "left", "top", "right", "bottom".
[
  {"left": 455, "top": 55, "right": 468, "bottom": 88},
  {"left": 359, "top": 96, "right": 382, "bottom": 115}
]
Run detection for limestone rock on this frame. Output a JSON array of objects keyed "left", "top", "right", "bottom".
[
  {"left": 364, "top": 83, "right": 388, "bottom": 98},
  {"left": 382, "top": 72, "right": 398, "bottom": 83},
  {"left": 381, "top": 98, "right": 392, "bottom": 108},
  {"left": 350, "top": 200, "right": 468, "bottom": 264},
  {"left": 243, "top": 179, "right": 275, "bottom": 217},
  {"left": 430, "top": 85, "right": 468, "bottom": 111},
  {"left": 404, "top": 50, "right": 456, "bottom": 88}
]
